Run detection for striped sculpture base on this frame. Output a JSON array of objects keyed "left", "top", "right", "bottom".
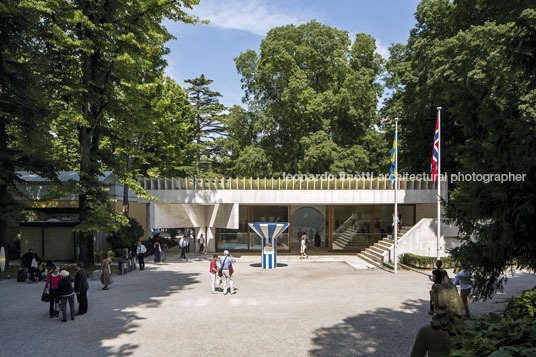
[{"left": 248, "top": 222, "right": 290, "bottom": 269}]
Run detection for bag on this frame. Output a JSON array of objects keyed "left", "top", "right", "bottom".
[
  {"left": 218, "top": 257, "right": 227, "bottom": 278},
  {"left": 17, "top": 269, "right": 27, "bottom": 282},
  {"left": 31, "top": 256, "right": 38, "bottom": 269},
  {"left": 41, "top": 287, "right": 50, "bottom": 302}
]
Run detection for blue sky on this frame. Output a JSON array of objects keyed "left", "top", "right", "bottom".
[{"left": 164, "top": 0, "right": 421, "bottom": 108}]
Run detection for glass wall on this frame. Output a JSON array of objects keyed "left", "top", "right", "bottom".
[
  {"left": 216, "top": 205, "right": 290, "bottom": 251},
  {"left": 291, "top": 207, "right": 326, "bottom": 252},
  {"left": 332, "top": 206, "right": 372, "bottom": 250},
  {"left": 216, "top": 205, "right": 248, "bottom": 250},
  {"left": 251, "top": 206, "right": 289, "bottom": 250},
  {"left": 332, "top": 205, "right": 415, "bottom": 251}
]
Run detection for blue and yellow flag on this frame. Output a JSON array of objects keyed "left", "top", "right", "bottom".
[{"left": 389, "top": 132, "right": 397, "bottom": 185}]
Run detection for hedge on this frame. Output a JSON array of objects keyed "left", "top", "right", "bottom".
[{"left": 400, "top": 253, "right": 456, "bottom": 269}]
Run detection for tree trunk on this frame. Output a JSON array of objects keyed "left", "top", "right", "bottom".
[{"left": 78, "top": 126, "right": 94, "bottom": 266}]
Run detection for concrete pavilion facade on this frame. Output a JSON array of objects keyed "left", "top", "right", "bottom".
[
  {"left": 13, "top": 173, "right": 459, "bottom": 262},
  {"left": 140, "top": 176, "right": 458, "bottom": 257}
]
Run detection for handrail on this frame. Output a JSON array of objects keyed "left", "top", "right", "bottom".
[{"left": 334, "top": 214, "right": 357, "bottom": 233}]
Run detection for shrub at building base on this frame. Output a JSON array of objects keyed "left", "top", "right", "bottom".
[
  {"left": 401, "top": 253, "right": 455, "bottom": 269},
  {"left": 106, "top": 217, "right": 144, "bottom": 256},
  {"left": 450, "top": 286, "right": 536, "bottom": 356}
]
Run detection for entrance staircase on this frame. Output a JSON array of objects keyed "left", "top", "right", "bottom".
[
  {"left": 332, "top": 227, "right": 371, "bottom": 250},
  {"left": 356, "top": 226, "right": 412, "bottom": 266}
]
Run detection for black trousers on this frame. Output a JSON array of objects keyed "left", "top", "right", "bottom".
[
  {"left": 199, "top": 243, "right": 204, "bottom": 253},
  {"left": 61, "top": 294, "right": 75, "bottom": 320},
  {"left": 137, "top": 253, "right": 145, "bottom": 270},
  {"left": 180, "top": 247, "right": 187, "bottom": 258},
  {"left": 49, "top": 289, "right": 60, "bottom": 316},
  {"left": 77, "top": 291, "right": 88, "bottom": 314}
]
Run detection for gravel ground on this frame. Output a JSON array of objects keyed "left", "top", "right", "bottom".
[{"left": 1, "top": 252, "right": 534, "bottom": 357}]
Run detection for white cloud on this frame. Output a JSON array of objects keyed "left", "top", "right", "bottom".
[
  {"left": 193, "top": 0, "right": 309, "bottom": 36},
  {"left": 375, "top": 39, "right": 391, "bottom": 59}
]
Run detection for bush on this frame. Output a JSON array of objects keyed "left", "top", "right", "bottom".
[
  {"left": 107, "top": 217, "right": 144, "bottom": 251},
  {"left": 400, "top": 253, "right": 456, "bottom": 269},
  {"left": 450, "top": 286, "right": 536, "bottom": 356}
]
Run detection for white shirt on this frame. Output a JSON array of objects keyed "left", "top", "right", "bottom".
[{"left": 136, "top": 245, "right": 146, "bottom": 254}]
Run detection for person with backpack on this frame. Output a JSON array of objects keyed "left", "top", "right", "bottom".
[
  {"left": 209, "top": 254, "right": 219, "bottom": 294},
  {"left": 219, "top": 251, "right": 236, "bottom": 295}
]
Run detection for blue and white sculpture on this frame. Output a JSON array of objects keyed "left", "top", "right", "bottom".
[{"left": 248, "top": 222, "right": 290, "bottom": 269}]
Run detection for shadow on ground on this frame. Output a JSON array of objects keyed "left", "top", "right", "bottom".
[
  {"left": 308, "top": 299, "right": 430, "bottom": 357},
  {"left": 0, "top": 263, "right": 199, "bottom": 357},
  {"left": 249, "top": 263, "right": 288, "bottom": 268}
]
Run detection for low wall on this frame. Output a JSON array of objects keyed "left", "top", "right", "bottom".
[{"left": 388, "top": 218, "right": 461, "bottom": 262}]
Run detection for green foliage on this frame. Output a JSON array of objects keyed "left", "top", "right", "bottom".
[
  {"left": 233, "top": 146, "right": 272, "bottom": 177},
  {"left": 400, "top": 253, "right": 455, "bottom": 269},
  {"left": 450, "top": 286, "right": 536, "bottom": 356},
  {"left": 0, "top": 0, "right": 58, "bottom": 250},
  {"left": 106, "top": 217, "right": 144, "bottom": 251},
  {"left": 234, "top": 21, "right": 384, "bottom": 174},
  {"left": 386, "top": 0, "right": 536, "bottom": 300},
  {"left": 185, "top": 74, "right": 226, "bottom": 175}
]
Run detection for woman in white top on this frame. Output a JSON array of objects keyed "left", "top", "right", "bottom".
[{"left": 300, "top": 233, "right": 308, "bottom": 259}]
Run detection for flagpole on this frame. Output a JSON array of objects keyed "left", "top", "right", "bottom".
[
  {"left": 394, "top": 117, "right": 398, "bottom": 274},
  {"left": 436, "top": 107, "right": 441, "bottom": 260}
]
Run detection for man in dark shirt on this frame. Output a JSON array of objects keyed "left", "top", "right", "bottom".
[
  {"left": 74, "top": 262, "right": 89, "bottom": 315},
  {"left": 21, "top": 248, "right": 40, "bottom": 282}
]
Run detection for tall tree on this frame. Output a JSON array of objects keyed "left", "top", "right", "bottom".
[
  {"left": 235, "top": 21, "right": 384, "bottom": 174},
  {"left": 184, "top": 74, "right": 226, "bottom": 175},
  {"left": 386, "top": 0, "right": 536, "bottom": 299},
  {"left": 0, "top": 0, "right": 56, "bottom": 257},
  {"left": 42, "top": 0, "right": 200, "bottom": 265}
]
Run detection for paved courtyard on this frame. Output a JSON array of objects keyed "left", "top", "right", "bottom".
[{"left": 1, "top": 253, "right": 535, "bottom": 357}]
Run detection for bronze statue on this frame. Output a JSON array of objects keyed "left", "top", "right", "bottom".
[{"left": 411, "top": 281, "right": 465, "bottom": 357}]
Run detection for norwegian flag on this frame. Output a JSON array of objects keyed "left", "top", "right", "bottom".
[{"left": 431, "top": 114, "right": 439, "bottom": 182}]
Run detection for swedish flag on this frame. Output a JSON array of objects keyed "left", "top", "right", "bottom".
[{"left": 390, "top": 132, "right": 397, "bottom": 185}]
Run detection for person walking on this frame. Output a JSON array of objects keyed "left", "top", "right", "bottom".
[
  {"left": 300, "top": 233, "right": 308, "bottom": 259},
  {"left": 161, "top": 242, "right": 168, "bottom": 262},
  {"left": 454, "top": 263, "right": 472, "bottom": 318},
  {"left": 58, "top": 270, "right": 75, "bottom": 322},
  {"left": 314, "top": 232, "right": 321, "bottom": 252},
  {"left": 153, "top": 241, "right": 161, "bottom": 263},
  {"left": 136, "top": 241, "right": 146, "bottom": 270},
  {"left": 179, "top": 236, "right": 187, "bottom": 259},
  {"left": 219, "top": 251, "right": 236, "bottom": 295},
  {"left": 199, "top": 234, "right": 205, "bottom": 254},
  {"left": 209, "top": 254, "right": 219, "bottom": 294},
  {"left": 74, "top": 262, "right": 89, "bottom": 315},
  {"left": 100, "top": 255, "right": 113, "bottom": 290},
  {"left": 45, "top": 265, "right": 62, "bottom": 318}
]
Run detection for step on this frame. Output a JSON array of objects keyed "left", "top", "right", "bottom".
[
  {"left": 375, "top": 241, "right": 392, "bottom": 250},
  {"left": 359, "top": 251, "right": 383, "bottom": 263},
  {"left": 382, "top": 238, "right": 394, "bottom": 244},
  {"left": 357, "top": 253, "right": 381, "bottom": 267},
  {"left": 363, "top": 248, "right": 384, "bottom": 261},
  {"left": 368, "top": 246, "right": 385, "bottom": 255}
]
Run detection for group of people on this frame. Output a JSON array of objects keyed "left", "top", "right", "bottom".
[
  {"left": 429, "top": 259, "right": 472, "bottom": 318},
  {"left": 298, "top": 231, "right": 322, "bottom": 259},
  {"left": 44, "top": 262, "right": 89, "bottom": 322},
  {"left": 19, "top": 248, "right": 45, "bottom": 283},
  {"left": 209, "top": 251, "right": 236, "bottom": 295}
]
